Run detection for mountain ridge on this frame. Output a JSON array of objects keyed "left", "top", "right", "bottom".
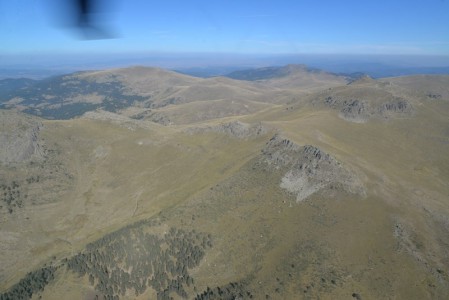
[{"left": 0, "top": 64, "right": 347, "bottom": 122}]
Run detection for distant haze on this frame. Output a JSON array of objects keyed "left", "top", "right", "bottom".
[{"left": 1, "top": 53, "right": 449, "bottom": 79}]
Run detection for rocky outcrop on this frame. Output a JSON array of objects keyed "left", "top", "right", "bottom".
[
  {"left": 146, "top": 112, "right": 172, "bottom": 125},
  {"left": 339, "top": 99, "right": 370, "bottom": 123},
  {"left": 315, "top": 79, "right": 417, "bottom": 123},
  {"left": 0, "top": 110, "right": 45, "bottom": 164},
  {"left": 320, "top": 94, "right": 414, "bottom": 123},
  {"left": 378, "top": 99, "right": 413, "bottom": 115},
  {"left": 129, "top": 109, "right": 172, "bottom": 125},
  {"left": 261, "top": 134, "right": 302, "bottom": 166},
  {"left": 186, "top": 121, "right": 268, "bottom": 139},
  {"left": 261, "top": 134, "right": 364, "bottom": 201},
  {"left": 82, "top": 110, "right": 159, "bottom": 130}
]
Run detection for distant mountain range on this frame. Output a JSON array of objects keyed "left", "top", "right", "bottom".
[
  {"left": 0, "top": 64, "right": 348, "bottom": 120},
  {"left": 2, "top": 64, "right": 449, "bottom": 125},
  {"left": 225, "top": 64, "right": 323, "bottom": 81},
  {"left": 2, "top": 53, "right": 449, "bottom": 80}
]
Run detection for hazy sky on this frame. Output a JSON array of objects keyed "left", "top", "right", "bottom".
[{"left": 0, "top": 0, "right": 449, "bottom": 56}]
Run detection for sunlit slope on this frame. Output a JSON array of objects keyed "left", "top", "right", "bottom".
[
  {"left": 1, "top": 74, "right": 449, "bottom": 299},
  {"left": 239, "top": 87, "right": 449, "bottom": 298},
  {"left": 0, "top": 114, "right": 269, "bottom": 294},
  {"left": 381, "top": 75, "right": 449, "bottom": 100},
  {"left": 170, "top": 95, "right": 449, "bottom": 299},
  {"left": 127, "top": 98, "right": 276, "bottom": 125}
]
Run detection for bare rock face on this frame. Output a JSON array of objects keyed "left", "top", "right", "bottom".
[
  {"left": 186, "top": 121, "right": 268, "bottom": 139},
  {"left": 261, "top": 134, "right": 302, "bottom": 166},
  {"left": 261, "top": 134, "right": 364, "bottom": 201},
  {"left": 0, "top": 110, "right": 45, "bottom": 164}
]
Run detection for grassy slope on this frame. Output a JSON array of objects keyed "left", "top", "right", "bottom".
[
  {"left": 39, "top": 102, "right": 449, "bottom": 298},
  {"left": 1, "top": 75, "right": 449, "bottom": 299}
]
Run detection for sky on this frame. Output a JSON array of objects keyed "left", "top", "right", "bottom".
[{"left": 0, "top": 0, "right": 448, "bottom": 58}]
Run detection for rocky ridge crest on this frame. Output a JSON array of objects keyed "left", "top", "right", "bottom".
[{"left": 261, "top": 134, "right": 365, "bottom": 201}]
